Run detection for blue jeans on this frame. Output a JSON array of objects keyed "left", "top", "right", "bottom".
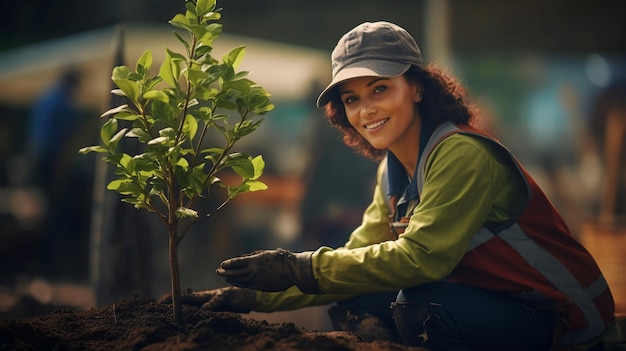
[{"left": 339, "top": 281, "right": 557, "bottom": 351}]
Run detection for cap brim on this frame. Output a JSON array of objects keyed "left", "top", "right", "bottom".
[{"left": 316, "top": 60, "right": 411, "bottom": 108}]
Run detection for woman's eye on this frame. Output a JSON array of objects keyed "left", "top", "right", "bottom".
[
  {"left": 373, "top": 85, "right": 387, "bottom": 94},
  {"left": 344, "top": 96, "right": 358, "bottom": 104}
]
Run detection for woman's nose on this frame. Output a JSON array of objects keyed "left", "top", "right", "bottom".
[{"left": 360, "top": 99, "right": 376, "bottom": 117}]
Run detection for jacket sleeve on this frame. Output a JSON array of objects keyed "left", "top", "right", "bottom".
[
  {"left": 253, "top": 163, "right": 390, "bottom": 312},
  {"left": 310, "top": 136, "right": 507, "bottom": 294},
  {"left": 253, "top": 287, "right": 354, "bottom": 312}
]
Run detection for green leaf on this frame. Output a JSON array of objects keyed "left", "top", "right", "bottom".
[
  {"left": 143, "top": 90, "right": 169, "bottom": 103},
  {"left": 185, "top": 8, "right": 198, "bottom": 25},
  {"left": 107, "top": 179, "right": 143, "bottom": 196},
  {"left": 174, "top": 163, "right": 189, "bottom": 189},
  {"left": 197, "top": 23, "right": 222, "bottom": 46},
  {"left": 226, "top": 179, "right": 266, "bottom": 198},
  {"left": 111, "top": 89, "right": 126, "bottom": 97},
  {"left": 169, "top": 48, "right": 188, "bottom": 62},
  {"left": 111, "top": 65, "right": 132, "bottom": 80},
  {"left": 244, "top": 180, "right": 268, "bottom": 192},
  {"left": 101, "top": 104, "right": 130, "bottom": 118},
  {"left": 100, "top": 118, "right": 118, "bottom": 147},
  {"left": 196, "top": 86, "right": 219, "bottom": 101},
  {"left": 203, "top": 11, "right": 221, "bottom": 21},
  {"left": 185, "top": 1, "right": 196, "bottom": 15},
  {"left": 194, "top": 45, "right": 214, "bottom": 61},
  {"left": 79, "top": 145, "right": 108, "bottom": 154},
  {"left": 226, "top": 153, "right": 254, "bottom": 178},
  {"left": 136, "top": 50, "right": 153, "bottom": 77},
  {"left": 124, "top": 197, "right": 152, "bottom": 211},
  {"left": 176, "top": 207, "right": 198, "bottom": 219},
  {"left": 149, "top": 178, "right": 167, "bottom": 198},
  {"left": 133, "top": 156, "right": 158, "bottom": 173},
  {"left": 189, "top": 163, "right": 207, "bottom": 195},
  {"left": 114, "top": 110, "right": 141, "bottom": 121},
  {"left": 169, "top": 13, "right": 192, "bottom": 31},
  {"left": 223, "top": 46, "right": 246, "bottom": 69},
  {"left": 250, "top": 155, "right": 265, "bottom": 180},
  {"left": 128, "top": 72, "right": 143, "bottom": 81},
  {"left": 187, "top": 67, "right": 210, "bottom": 87},
  {"left": 202, "top": 147, "right": 225, "bottom": 164},
  {"left": 196, "top": 0, "right": 215, "bottom": 18},
  {"left": 148, "top": 136, "right": 168, "bottom": 145},
  {"left": 111, "top": 65, "right": 140, "bottom": 104},
  {"left": 112, "top": 77, "right": 140, "bottom": 103},
  {"left": 108, "top": 127, "right": 128, "bottom": 147},
  {"left": 159, "top": 127, "right": 177, "bottom": 139},
  {"left": 144, "top": 76, "right": 164, "bottom": 91},
  {"left": 188, "top": 24, "right": 208, "bottom": 42},
  {"left": 187, "top": 98, "right": 199, "bottom": 108},
  {"left": 173, "top": 32, "right": 191, "bottom": 56},
  {"left": 117, "top": 153, "right": 134, "bottom": 173},
  {"left": 183, "top": 114, "right": 198, "bottom": 140},
  {"left": 248, "top": 86, "right": 275, "bottom": 114},
  {"left": 256, "top": 102, "right": 275, "bottom": 114},
  {"left": 233, "top": 119, "right": 261, "bottom": 140},
  {"left": 191, "top": 106, "right": 212, "bottom": 122},
  {"left": 106, "top": 178, "right": 125, "bottom": 191},
  {"left": 150, "top": 99, "right": 177, "bottom": 126},
  {"left": 159, "top": 50, "right": 182, "bottom": 87},
  {"left": 126, "top": 128, "right": 152, "bottom": 143},
  {"left": 176, "top": 157, "right": 189, "bottom": 170}
]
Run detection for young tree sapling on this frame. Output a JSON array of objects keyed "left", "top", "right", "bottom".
[{"left": 80, "top": 0, "right": 274, "bottom": 322}]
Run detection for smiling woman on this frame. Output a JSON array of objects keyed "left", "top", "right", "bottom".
[{"left": 173, "top": 21, "right": 617, "bottom": 351}]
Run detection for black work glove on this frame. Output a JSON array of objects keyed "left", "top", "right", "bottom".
[
  {"left": 159, "top": 286, "right": 255, "bottom": 313},
  {"left": 216, "top": 248, "right": 322, "bottom": 294}
]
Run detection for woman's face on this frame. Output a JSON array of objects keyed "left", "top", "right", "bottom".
[{"left": 339, "top": 75, "right": 421, "bottom": 152}]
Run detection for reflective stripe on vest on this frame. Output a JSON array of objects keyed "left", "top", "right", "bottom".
[
  {"left": 385, "top": 121, "right": 611, "bottom": 342},
  {"left": 469, "top": 224, "right": 608, "bottom": 342}
]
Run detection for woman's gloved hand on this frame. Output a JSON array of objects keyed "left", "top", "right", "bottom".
[
  {"left": 159, "top": 286, "right": 256, "bottom": 313},
  {"left": 216, "top": 248, "right": 322, "bottom": 294}
]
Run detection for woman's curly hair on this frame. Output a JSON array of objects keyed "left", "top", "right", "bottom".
[{"left": 323, "top": 64, "right": 479, "bottom": 161}]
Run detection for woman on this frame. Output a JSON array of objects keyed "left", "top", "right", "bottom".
[{"left": 178, "top": 21, "right": 615, "bottom": 350}]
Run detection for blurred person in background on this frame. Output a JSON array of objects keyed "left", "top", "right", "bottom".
[
  {"left": 164, "top": 22, "right": 618, "bottom": 351},
  {"left": 26, "top": 69, "right": 93, "bottom": 280},
  {"left": 518, "top": 59, "right": 593, "bottom": 238}
]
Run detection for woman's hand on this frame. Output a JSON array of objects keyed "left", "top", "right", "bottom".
[{"left": 216, "top": 249, "right": 321, "bottom": 294}]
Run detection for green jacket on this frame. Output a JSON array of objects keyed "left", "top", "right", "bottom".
[{"left": 254, "top": 133, "right": 526, "bottom": 312}]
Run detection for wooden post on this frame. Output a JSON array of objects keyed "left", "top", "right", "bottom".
[
  {"left": 89, "top": 24, "right": 153, "bottom": 307},
  {"left": 600, "top": 110, "right": 626, "bottom": 225}
]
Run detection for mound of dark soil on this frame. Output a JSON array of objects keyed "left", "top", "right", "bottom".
[{"left": 0, "top": 294, "right": 424, "bottom": 351}]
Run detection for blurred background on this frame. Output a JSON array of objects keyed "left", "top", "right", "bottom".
[{"left": 0, "top": 0, "right": 624, "bottom": 330}]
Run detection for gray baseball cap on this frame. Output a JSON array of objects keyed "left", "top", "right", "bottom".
[{"left": 316, "top": 21, "right": 423, "bottom": 108}]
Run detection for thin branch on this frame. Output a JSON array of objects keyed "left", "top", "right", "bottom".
[
  {"left": 190, "top": 118, "right": 212, "bottom": 167},
  {"left": 175, "top": 34, "right": 198, "bottom": 145},
  {"left": 196, "top": 197, "right": 232, "bottom": 223}
]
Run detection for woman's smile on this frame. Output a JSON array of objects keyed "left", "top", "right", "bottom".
[{"left": 364, "top": 117, "right": 390, "bottom": 130}]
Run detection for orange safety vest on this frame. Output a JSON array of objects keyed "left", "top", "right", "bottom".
[{"left": 387, "top": 121, "right": 615, "bottom": 344}]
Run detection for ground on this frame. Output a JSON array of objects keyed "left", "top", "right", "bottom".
[{"left": 0, "top": 294, "right": 426, "bottom": 351}]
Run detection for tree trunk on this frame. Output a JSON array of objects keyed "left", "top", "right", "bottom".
[{"left": 169, "top": 229, "right": 182, "bottom": 323}]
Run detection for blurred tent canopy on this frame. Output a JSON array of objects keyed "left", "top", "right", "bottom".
[
  {"left": 0, "top": 24, "right": 333, "bottom": 306},
  {"left": 0, "top": 24, "right": 329, "bottom": 110}
]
